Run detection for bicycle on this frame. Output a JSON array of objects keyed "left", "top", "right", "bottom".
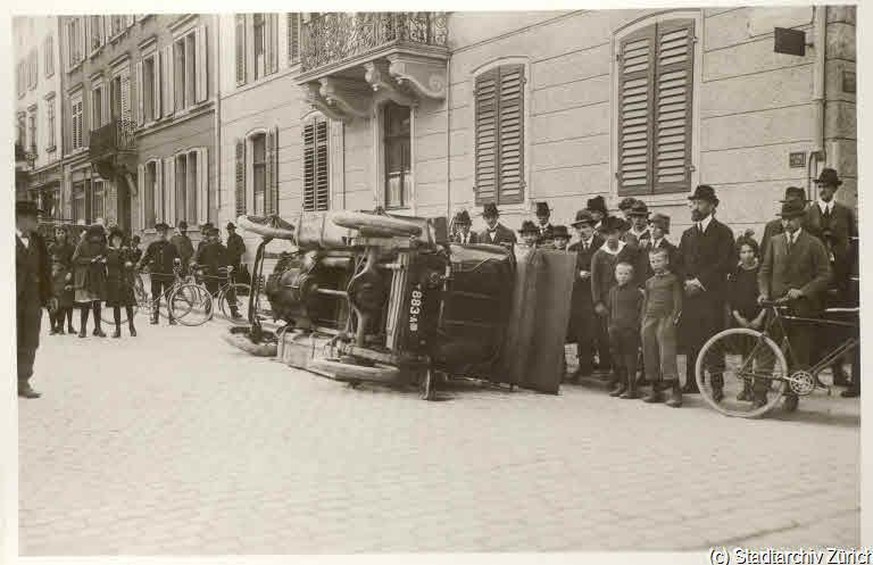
[
  {"left": 138, "top": 261, "right": 205, "bottom": 323},
  {"left": 695, "top": 298, "right": 859, "bottom": 418},
  {"left": 168, "top": 265, "right": 254, "bottom": 326}
]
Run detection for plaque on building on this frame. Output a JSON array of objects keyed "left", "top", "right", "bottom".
[
  {"left": 774, "top": 28, "right": 806, "bottom": 56},
  {"left": 789, "top": 152, "right": 806, "bottom": 168}
]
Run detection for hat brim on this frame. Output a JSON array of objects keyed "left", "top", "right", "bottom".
[
  {"left": 777, "top": 211, "right": 807, "bottom": 218},
  {"left": 814, "top": 179, "right": 843, "bottom": 186},
  {"left": 571, "top": 220, "right": 594, "bottom": 227}
]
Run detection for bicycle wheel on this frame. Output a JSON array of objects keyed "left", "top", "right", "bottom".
[
  {"left": 169, "top": 284, "right": 213, "bottom": 326},
  {"left": 696, "top": 328, "right": 788, "bottom": 418},
  {"left": 217, "top": 283, "right": 252, "bottom": 324}
]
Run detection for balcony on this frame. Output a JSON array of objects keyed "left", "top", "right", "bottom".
[
  {"left": 89, "top": 118, "right": 137, "bottom": 180},
  {"left": 296, "top": 12, "right": 449, "bottom": 122}
]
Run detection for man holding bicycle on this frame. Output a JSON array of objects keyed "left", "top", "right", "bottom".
[
  {"left": 757, "top": 199, "right": 832, "bottom": 411},
  {"left": 193, "top": 226, "right": 242, "bottom": 319},
  {"left": 136, "top": 222, "right": 180, "bottom": 325}
]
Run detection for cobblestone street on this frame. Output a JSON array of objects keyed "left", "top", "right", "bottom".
[{"left": 19, "top": 314, "right": 860, "bottom": 555}]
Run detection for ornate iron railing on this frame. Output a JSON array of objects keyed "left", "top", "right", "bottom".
[
  {"left": 301, "top": 12, "right": 448, "bottom": 72},
  {"left": 89, "top": 118, "right": 136, "bottom": 160}
]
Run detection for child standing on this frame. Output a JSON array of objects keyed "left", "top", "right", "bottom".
[
  {"left": 105, "top": 227, "right": 138, "bottom": 338},
  {"left": 640, "top": 247, "right": 684, "bottom": 407},
  {"left": 728, "top": 231, "right": 765, "bottom": 403},
  {"left": 607, "top": 262, "right": 644, "bottom": 398}
]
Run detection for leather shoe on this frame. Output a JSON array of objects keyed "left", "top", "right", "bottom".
[
  {"left": 643, "top": 389, "right": 665, "bottom": 403},
  {"left": 18, "top": 384, "right": 41, "bottom": 399},
  {"left": 783, "top": 394, "right": 799, "bottom": 412},
  {"left": 609, "top": 383, "right": 627, "bottom": 398},
  {"left": 711, "top": 387, "right": 724, "bottom": 403},
  {"left": 841, "top": 388, "right": 859, "bottom": 398},
  {"left": 682, "top": 382, "right": 700, "bottom": 394}
]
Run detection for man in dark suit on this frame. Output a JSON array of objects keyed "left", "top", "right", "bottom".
[
  {"left": 225, "top": 222, "right": 247, "bottom": 281},
  {"left": 534, "top": 201, "right": 555, "bottom": 247},
  {"left": 586, "top": 195, "right": 609, "bottom": 232},
  {"left": 758, "top": 199, "right": 832, "bottom": 411},
  {"left": 759, "top": 186, "right": 812, "bottom": 250},
  {"left": 16, "top": 201, "right": 57, "bottom": 399},
  {"left": 452, "top": 210, "right": 480, "bottom": 244},
  {"left": 677, "top": 185, "right": 736, "bottom": 398},
  {"left": 567, "top": 210, "right": 604, "bottom": 380},
  {"left": 479, "top": 203, "right": 517, "bottom": 248}
]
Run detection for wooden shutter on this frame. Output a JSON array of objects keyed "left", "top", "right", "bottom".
[
  {"left": 197, "top": 148, "right": 208, "bottom": 224},
  {"left": 303, "top": 122, "right": 315, "bottom": 211},
  {"left": 235, "top": 139, "right": 246, "bottom": 217},
  {"left": 266, "top": 14, "right": 278, "bottom": 75},
  {"left": 474, "top": 68, "right": 498, "bottom": 204},
  {"left": 195, "top": 25, "right": 207, "bottom": 103},
  {"left": 653, "top": 19, "right": 694, "bottom": 194},
  {"left": 288, "top": 13, "right": 300, "bottom": 63},
  {"left": 121, "top": 71, "right": 131, "bottom": 122},
  {"left": 155, "top": 159, "right": 163, "bottom": 222},
  {"left": 138, "top": 164, "right": 145, "bottom": 229},
  {"left": 315, "top": 120, "right": 329, "bottom": 211},
  {"left": 235, "top": 15, "right": 246, "bottom": 85},
  {"left": 164, "top": 157, "right": 176, "bottom": 223},
  {"left": 617, "top": 25, "right": 656, "bottom": 196},
  {"left": 163, "top": 45, "right": 174, "bottom": 118},
  {"left": 135, "top": 61, "right": 144, "bottom": 125},
  {"left": 266, "top": 128, "right": 276, "bottom": 214}
]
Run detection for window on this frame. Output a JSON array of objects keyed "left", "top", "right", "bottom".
[
  {"left": 138, "top": 159, "right": 164, "bottom": 228},
  {"left": 44, "top": 35, "right": 54, "bottom": 77},
  {"left": 17, "top": 113, "right": 26, "bottom": 147},
  {"left": 71, "top": 93, "right": 84, "bottom": 150},
  {"left": 251, "top": 133, "right": 266, "bottom": 214},
  {"left": 92, "top": 180, "right": 105, "bottom": 221},
  {"left": 92, "top": 84, "right": 104, "bottom": 129},
  {"left": 72, "top": 180, "right": 86, "bottom": 222},
  {"left": 17, "top": 61, "right": 25, "bottom": 98},
  {"left": 236, "top": 14, "right": 278, "bottom": 86},
  {"left": 28, "top": 49, "right": 38, "bottom": 89},
  {"left": 237, "top": 129, "right": 279, "bottom": 216},
  {"left": 144, "top": 161, "right": 158, "bottom": 226},
  {"left": 90, "top": 16, "right": 104, "bottom": 51},
  {"left": 474, "top": 64, "right": 525, "bottom": 205},
  {"left": 383, "top": 103, "right": 411, "bottom": 208},
  {"left": 166, "top": 149, "right": 209, "bottom": 225},
  {"left": 173, "top": 26, "right": 207, "bottom": 111},
  {"left": 616, "top": 19, "right": 695, "bottom": 196},
  {"left": 67, "top": 17, "right": 84, "bottom": 68},
  {"left": 302, "top": 118, "right": 329, "bottom": 211},
  {"left": 287, "top": 13, "right": 301, "bottom": 64},
  {"left": 46, "top": 97, "right": 56, "bottom": 151},
  {"left": 142, "top": 55, "right": 156, "bottom": 122},
  {"left": 110, "top": 15, "right": 126, "bottom": 37},
  {"left": 253, "top": 14, "right": 266, "bottom": 79},
  {"left": 235, "top": 15, "right": 246, "bottom": 85},
  {"left": 27, "top": 107, "right": 37, "bottom": 152}
]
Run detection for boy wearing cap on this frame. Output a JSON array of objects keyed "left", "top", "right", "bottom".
[
  {"left": 136, "top": 222, "right": 180, "bottom": 325},
  {"left": 479, "top": 203, "right": 517, "bottom": 248},
  {"left": 643, "top": 213, "right": 678, "bottom": 280},
  {"left": 625, "top": 201, "right": 652, "bottom": 247},
  {"left": 16, "top": 201, "right": 57, "bottom": 398},
  {"left": 568, "top": 210, "right": 605, "bottom": 380}
]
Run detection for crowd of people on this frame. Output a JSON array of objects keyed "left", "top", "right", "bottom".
[{"left": 449, "top": 168, "right": 860, "bottom": 408}]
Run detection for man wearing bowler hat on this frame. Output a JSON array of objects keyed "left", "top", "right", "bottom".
[
  {"left": 533, "top": 201, "right": 555, "bottom": 247},
  {"left": 567, "top": 209, "right": 605, "bottom": 380},
  {"left": 677, "top": 185, "right": 736, "bottom": 397},
  {"left": 759, "top": 186, "right": 813, "bottom": 251},
  {"left": 136, "top": 222, "right": 180, "bottom": 325},
  {"left": 758, "top": 199, "right": 832, "bottom": 411},
  {"left": 16, "top": 200, "right": 57, "bottom": 398},
  {"left": 225, "top": 221, "right": 247, "bottom": 283},
  {"left": 478, "top": 203, "right": 517, "bottom": 247},
  {"left": 452, "top": 210, "right": 479, "bottom": 244}
]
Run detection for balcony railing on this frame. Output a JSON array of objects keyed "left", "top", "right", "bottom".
[
  {"left": 301, "top": 12, "right": 448, "bottom": 72},
  {"left": 89, "top": 118, "right": 136, "bottom": 161}
]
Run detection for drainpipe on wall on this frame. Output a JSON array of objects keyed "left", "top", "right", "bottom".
[{"left": 809, "top": 4, "right": 827, "bottom": 200}]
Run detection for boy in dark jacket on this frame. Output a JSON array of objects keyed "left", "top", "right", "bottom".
[
  {"left": 641, "top": 247, "right": 683, "bottom": 407},
  {"left": 607, "top": 262, "right": 644, "bottom": 398}
]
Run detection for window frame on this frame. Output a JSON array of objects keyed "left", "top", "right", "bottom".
[
  {"left": 45, "top": 93, "right": 57, "bottom": 153},
  {"left": 91, "top": 78, "right": 106, "bottom": 130},
  {"left": 611, "top": 11, "right": 702, "bottom": 202},
  {"left": 250, "top": 131, "right": 268, "bottom": 215},
  {"left": 27, "top": 105, "right": 37, "bottom": 153},
  {"left": 302, "top": 116, "right": 330, "bottom": 212},
  {"left": 70, "top": 91, "right": 84, "bottom": 151},
  {"left": 72, "top": 180, "right": 86, "bottom": 223},
  {"left": 171, "top": 24, "right": 206, "bottom": 112},
  {"left": 381, "top": 101, "right": 412, "bottom": 210},
  {"left": 44, "top": 34, "right": 55, "bottom": 77}
]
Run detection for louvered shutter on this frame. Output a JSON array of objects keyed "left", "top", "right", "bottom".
[
  {"left": 163, "top": 45, "right": 174, "bottom": 118},
  {"left": 197, "top": 148, "right": 208, "bottom": 224},
  {"left": 288, "top": 13, "right": 300, "bottom": 63},
  {"left": 235, "top": 139, "right": 246, "bottom": 217},
  {"left": 266, "top": 14, "right": 277, "bottom": 75},
  {"left": 617, "top": 25, "right": 656, "bottom": 196},
  {"left": 235, "top": 15, "right": 246, "bottom": 85},
  {"left": 164, "top": 157, "right": 176, "bottom": 223},
  {"left": 195, "top": 25, "right": 207, "bottom": 102},
  {"left": 653, "top": 19, "right": 694, "bottom": 194},
  {"left": 135, "top": 61, "right": 144, "bottom": 125},
  {"left": 315, "top": 120, "right": 329, "bottom": 211},
  {"left": 155, "top": 159, "right": 163, "bottom": 222},
  {"left": 138, "top": 164, "right": 145, "bottom": 229},
  {"left": 273, "top": 126, "right": 281, "bottom": 213},
  {"left": 120, "top": 71, "right": 131, "bottom": 123},
  {"left": 302, "top": 122, "right": 315, "bottom": 211},
  {"left": 152, "top": 55, "right": 161, "bottom": 119},
  {"left": 497, "top": 65, "right": 524, "bottom": 204},
  {"left": 266, "top": 128, "right": 276, "bottom": 214},
  {"left": 474, "top": 68, "right": 498, "bottom": 204}
]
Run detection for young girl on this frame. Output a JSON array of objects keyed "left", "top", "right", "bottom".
[
  {"left": 728, "top": 231, "right": 765, "bottom": 402},
  {"left": 49, "top": 226, "right": 76, "bottom": 335},
  {"left": 72, "top": 224, "right": 108, "bottom": 338},
  {"left": 105, "top": 228, "right": 138, "bottom": 337}
]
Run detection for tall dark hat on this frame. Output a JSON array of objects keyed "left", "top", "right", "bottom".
[
  {"left": 688, "top": 184, "right": 719, "bottom": 205},
  {"left": 814, "top": 168, "right": 842, "bottom": 187},
  {"left": 481, "top": 202, "right": 500, "bottom": 218},
  {"left": 518, "top": 220, "right": 540, "bottom": 234},
  {"left": 586, "top": 195, "right": 608, "bottom": 216},
  {"left": 534, "top": 201, "right": 551, "bottom": 217}
]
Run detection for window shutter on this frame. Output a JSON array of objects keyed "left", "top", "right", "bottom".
[
  {"left": 195, "top": 25, "right": 207, "bottom": 102},
  {"left": 496, "top": 65, "right": 524, "bottom": 204},
  {"left": 152, "top": 55, "right": 161, "bottom": 119},
  {"left": 163, "top": 46, "right": 174, "bottom": 118},
  {"left": 164, "top": 157, "right": 176, "bottom": 223},
  {"left": 288, "top": 13, "right": 300, "bottom": 64},
  {"left": 268, "top": 14, "right": 279, "bottom": 74},
  {"left": 653, "top": 19, "right": 694, "bottom": 194},
  {"left": 121, "top": 71, "right": 131, "bottom": 122},
  {"left": 138, "top": 164, "right": 145, "bottom": 230},
  {"left": 155, "top": 159, "right": 163, "bottom": 222},
  {"left": 303, "top": 122, "right": 315, "bottom": 212},
  {"left": 135, "top": 61, "right": 144, "bottom": 126},
  {"left": 266, "top": 128, "right": 276, "bottom": 214},
  {"left": 315, "top": 120, "right": 329, "bottom": 211},
  {"left": 273, "top": 126, "right": 281, "bottom": 213},
  {"left": 235, "top": 14, "right": 246, "bottom": 85},
  {"left": 197, "top": 147, "right": 208, "bottom": 224},
  {"left": 85, "top": 179, "right": 92, "bottom": 223},
  {"left": 235, "top": 139, "right": 246, "bottom": 217},
  {"left": 474, "top": 67, "right": 498, "bottom": 204},
  {"left": 617, "top": 25, "right": 656, "bottom": 196}
]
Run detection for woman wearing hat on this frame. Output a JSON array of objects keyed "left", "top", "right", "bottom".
[
  {"left": 105, "top": 227, "right": 138, "bottom": 338},
  {"left": 48, "top": 226, "right": 77, "bottom": 335},
  {"left": 72, "top": 224, "right": 109, "bottom": 338}
]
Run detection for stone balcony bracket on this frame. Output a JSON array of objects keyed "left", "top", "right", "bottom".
[{"left": 387, "top": 54, "right": 448, "bottom": 101}]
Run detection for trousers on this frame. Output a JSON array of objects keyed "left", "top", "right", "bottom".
[
  {"left": 642, "top": 315, "right": 678, "bottom": 382},
  {"left": 17, "top": 299, "right": 42, "bottom": 384},
  {"left": 150, "top": 276, "right": 175, "bottom": 321},
  {"left": 608, "top": 326, "right": 639, "bottom": 384}
]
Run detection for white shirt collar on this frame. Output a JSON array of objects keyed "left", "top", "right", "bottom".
[
  {"left": 599, "top": 240, "right": 626, "bottom": 256},
  {"left": 16, "top": 228, "right": 30, "bottom": 248},
  {"left": 630, "top": 226, "right": 650, "bottom": 238},
  {"left": 817, "top": 199, "right": 833, "bottom": 214},
  {"left": 787, "top": 228, "right": 802, "bottom": 243},
  {"left": 652, "top": 237, "right": 663, "bottom": 248},
  {"left": 697, "top": 215, "right": 713, "bottom": 233}
]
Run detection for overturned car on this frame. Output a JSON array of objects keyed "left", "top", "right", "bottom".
[{"left": 223, "top": 210, "right": 575, "bottom": 399}]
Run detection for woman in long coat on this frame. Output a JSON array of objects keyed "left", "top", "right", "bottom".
[
  {"left": 105, "top": 227, "right": 138, "bottom": 338},
  {"left": 48, "top": 226, "right": 76, "bottom": 335},
  {"left": 72, "top": 224, "right": 108, "bottom": 338}
]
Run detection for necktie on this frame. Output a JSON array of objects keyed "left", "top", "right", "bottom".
[{"left": 786, "top": 233, "right": 794, "bottom": 254}]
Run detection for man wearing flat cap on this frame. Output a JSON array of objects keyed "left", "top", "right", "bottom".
[
  {"left": 16, "top": 200, "right": 57, "bottom": 398},
  {"left": 758, "top": 199, "right": 832, "bottom": 411},
  {"left": 677, "top": 185, "right": 735, "bottom": 397},
  {"left": 533, "top": 202, "right": 555, "bottom": 247},
  {"left": 478, "top": 203, "right": 516, "bottom": 248},
  {"left": 452, "top": 210, "right": 479, "bottom": 244},
  {"left": 135, "top": 222, "right": 180, "bottom": 325}
]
